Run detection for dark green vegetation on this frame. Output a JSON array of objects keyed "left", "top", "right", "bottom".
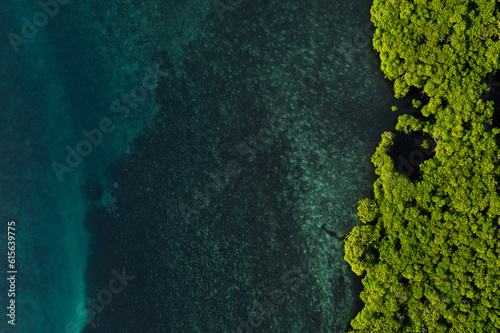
[{"left": 345, "top": 0, "right": 500, "bottom": 332}]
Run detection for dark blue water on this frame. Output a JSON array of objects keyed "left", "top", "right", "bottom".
[{"left": 0, "top": 0, "right": 410, "bottom": 332}]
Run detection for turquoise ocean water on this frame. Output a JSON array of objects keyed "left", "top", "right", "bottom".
[{"left": 0, "top": 0, "right": 412, "bottom": 332}]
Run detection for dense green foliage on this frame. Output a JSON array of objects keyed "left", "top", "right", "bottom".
[{"left": 345, "top": 0, "right": 500, "bottom": 332}]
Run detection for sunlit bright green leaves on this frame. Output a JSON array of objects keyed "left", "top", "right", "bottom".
[{"left": 345, "top": 0, "right": 500, "bottom": 331}]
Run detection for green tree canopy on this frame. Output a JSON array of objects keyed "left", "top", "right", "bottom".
[{"left": 345, "top": 1, "right": 500, "bottom": 332}]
